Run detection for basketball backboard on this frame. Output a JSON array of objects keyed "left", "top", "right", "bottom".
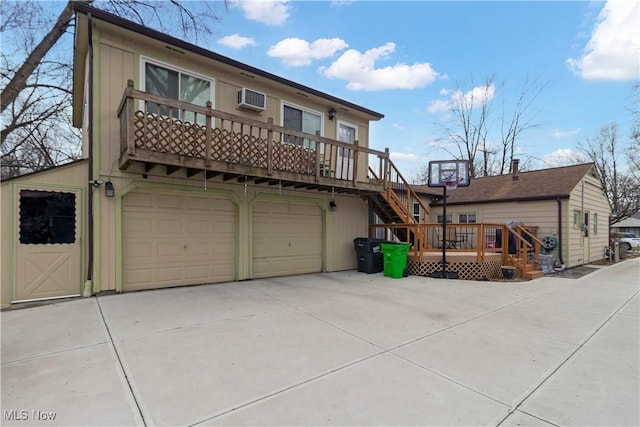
[{"left": 427, "top": 160, "right": 470, "bottom": 188}]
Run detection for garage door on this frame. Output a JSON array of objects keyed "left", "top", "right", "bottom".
[
  {"left": 122, "top": 190, "right": 235, "bottom": 292},
  {"left": 252, "top": 201, "right": 322, "bottom": 278}
]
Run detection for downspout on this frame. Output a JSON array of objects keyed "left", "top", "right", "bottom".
[
  {"left": 84, "top": 12, "right": 94, "bottom": 297},
  {"left": 557, "top": 198, "right": 565, "bottom": 266}
]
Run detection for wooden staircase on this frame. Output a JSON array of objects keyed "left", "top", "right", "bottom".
[
  {"left": 366, "top": 160, "right": 429, "bottom": 253},
  {"left": 503, "top": 225, "right": 545, "bottom": 280}
]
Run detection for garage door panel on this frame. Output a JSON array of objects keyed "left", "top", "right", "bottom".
[
  {"left": 252, "top": 201, "right": 322, "bottom": 279},
  {"left": 122, "top": 190, "right": 235, "bottom": 292}
]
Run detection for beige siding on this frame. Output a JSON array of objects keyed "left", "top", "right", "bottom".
[
  {"left": 424, "top": 171, "right": 610, "bottom": 268},
  {"left": 326, "top": 196, "right": 369, "bottom": 271},
  {"left": 567, "top": 175, "right": 610, "bottom": 266}
]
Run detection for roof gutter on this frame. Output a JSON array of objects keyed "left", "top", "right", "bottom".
[{"left": 431, "top": 194, "right": 571, "bottom": 207}]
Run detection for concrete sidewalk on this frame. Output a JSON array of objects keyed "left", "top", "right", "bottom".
[{"left": 2, "top": 259, "right": 638, "bottom": 426}]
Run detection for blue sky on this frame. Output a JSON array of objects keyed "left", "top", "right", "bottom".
[
  {"left": 211, "top": 0, "right": 639, "bottom": 179},
  {"left": 29, "top": 0, "right": 640, "bottom": 179}
]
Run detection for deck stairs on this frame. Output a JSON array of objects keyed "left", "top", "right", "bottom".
[{"left": 366, "top": 161, "right": 429, "bottom": 253}]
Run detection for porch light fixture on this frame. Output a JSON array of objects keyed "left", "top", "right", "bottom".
[
  {"left": 104, "top": 180, "right": 115, "bottom": 198},
  {"left": 328, "top": 108, "right": 336, "bottom": 121}
]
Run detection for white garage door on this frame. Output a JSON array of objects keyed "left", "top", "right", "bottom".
[
  {"left": 252, "top": 201, "right": 323, "bottom": 278},
  {"left": 122, "top": 190, "right": 235, "bottom": 292}
]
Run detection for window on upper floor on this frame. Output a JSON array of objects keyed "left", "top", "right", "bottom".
[
  {"left": 141, "top": 58, "right": 214, "bottom": 125},
  {"left": 282, "top": 103, "right": 322, "bottom": 150}
]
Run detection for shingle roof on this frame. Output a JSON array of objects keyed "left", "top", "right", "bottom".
[{"left": 431, "top": 163, "right": 597, "bottom": 206}]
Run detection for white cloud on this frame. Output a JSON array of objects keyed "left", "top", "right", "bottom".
[
  {"left": 391, "top": 152, "right": 423, "bottom": 163},
  {"left": 427, "top": 99, "right": 450, "bottom": 114},
  {"left": 217, "top": 34, "right": 256, "bottom": 50},
  {"left": 392, "top": 123, "right": 406, "bottom": 131},
  {"left": 567, "top": 0, "right": 640, "bottom": 81},
  {"left": 267, "top": 38, "right": 348, "bottom": 66},
  {"left": 542, "top": 148, "right": 586, "bottom": 167},
  {"left": 230, "top": 0, "right": 290, "bottom": 26},
  {"left": 551, "top": 128, "right": 581, "bottom": 138},
  {"left": 428, "top": 84, "right": 496, "bottom": 113},
  {"left": 320, "top": 42, "right": 439, "bottom": 91}
]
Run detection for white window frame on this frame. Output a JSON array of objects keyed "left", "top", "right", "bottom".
[
  {"left": 413, "top": 202, "right": 421, "bottom": 223},
  {"left": 139, "top": 56, "right": 215, "bottom": 113},
  {"left": 573, "top": 209, "right": 581, "bottom": 229},
  {"left": 280, "top": 101, "right": 324, "bottom": 149},
  {"left": 458, "top": 212, "right": 477, "bottom": 223}
]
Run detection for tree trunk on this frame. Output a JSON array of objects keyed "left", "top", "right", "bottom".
[{"left": 0, "top": 1, "right": 76, "bottom": 113}]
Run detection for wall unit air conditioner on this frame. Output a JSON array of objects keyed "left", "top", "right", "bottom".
[{"left": 237, "top": 87, "right": 266, "bottom": 111}]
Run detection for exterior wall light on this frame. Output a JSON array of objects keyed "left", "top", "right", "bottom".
[
  {"left": 329, "top": 200, "right": 337, "bottom": 212},
  {"left": 328, "top": 108, "right": 336, "bottom": 121},
  {"left": 104, "top": 180, "right": 115, "bottom": 198}
]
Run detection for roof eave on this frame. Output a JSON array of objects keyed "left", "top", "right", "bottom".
[{"left": 71, "top": 2, "right": 384, "bottom": 120}]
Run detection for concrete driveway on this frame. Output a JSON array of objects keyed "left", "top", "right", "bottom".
[{"left": 2, "top": 259, "right": 639, "bottom": 426}]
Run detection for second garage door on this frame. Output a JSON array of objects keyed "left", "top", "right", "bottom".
[
  {"left": 122, "top": 190, "right": 236, "bottom": 292},
  {"left": 252, "top": 201, "right": 322, "bottom": 278}
]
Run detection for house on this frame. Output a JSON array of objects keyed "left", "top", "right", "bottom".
[
  {"left": 2, "top": 3, "right": 401, "bottom": 307},
  {"left": 610, "top": 212, "right": 640, "bottom": 236},
  {"left": 421, "top": 160, "right": 611, "bottom": 268}
]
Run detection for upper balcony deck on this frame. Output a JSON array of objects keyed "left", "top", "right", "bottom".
[{"left": 117, "top": 81, "right": 389, "bottom": 195}]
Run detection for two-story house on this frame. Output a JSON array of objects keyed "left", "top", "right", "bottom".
[{"left": 2, "top": 4, "right": 409, "bottom": 306}]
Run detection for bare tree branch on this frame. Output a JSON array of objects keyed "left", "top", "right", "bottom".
[{"left": 579, "top": 124, "right": 640, "bottom": 225}]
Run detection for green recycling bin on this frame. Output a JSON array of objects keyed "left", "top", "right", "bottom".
[{"left": 380, "top": 242, "right": 411, "bottom": 278}]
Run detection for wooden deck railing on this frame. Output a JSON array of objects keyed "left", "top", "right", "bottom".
[
  {"left": 369, "top": 222, "right": 543, "bottom": 278},
  {"left": 117, "top": 80, "right": 389, "bottom": 189}
]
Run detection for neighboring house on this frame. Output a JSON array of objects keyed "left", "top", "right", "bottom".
[
  {"left": 1, "top": 4, "right": 390, "bottom": 307},
  {"left": 420, "top": 160, "right": 611, "bottom": 268},
  {"left": 611, "top": 212, "right": 640, "bottom": 236}
]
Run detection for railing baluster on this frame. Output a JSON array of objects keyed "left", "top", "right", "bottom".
[
  {"left": 205, "top": 101, "right": 212, "bottom": 166},
  {"left": 352, "top": 140, "right": 359, "bottom": 185},
  {"left": 267, "top": 118, "right": 273, "bottom": 175}
]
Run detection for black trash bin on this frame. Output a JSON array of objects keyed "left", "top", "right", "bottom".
[{"left": 353, "top": 238, "right": 387, "bottom": 274}]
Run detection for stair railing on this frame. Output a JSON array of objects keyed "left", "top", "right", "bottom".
[{"left": 376, "top": 159, "right": 430, "bottom": 256}]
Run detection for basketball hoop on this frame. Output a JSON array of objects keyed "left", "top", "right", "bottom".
[{"left": 443, "top": 179, "right": 459, "bottom": 192}]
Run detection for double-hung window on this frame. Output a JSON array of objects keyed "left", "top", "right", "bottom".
[
  {"left": 282, "top": 103, "right": 321, "bottom": 149},
  {"left": 458, "top": 212, "right": 477, "bottom": 223},
  {"left": 142, "top": 58, "right": 213, "bottom": 125}
]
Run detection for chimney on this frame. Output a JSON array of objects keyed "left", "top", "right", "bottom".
[{"left": 511, "top": 158, "right": 520, "bottom": 181}]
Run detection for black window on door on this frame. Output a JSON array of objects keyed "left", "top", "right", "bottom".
[{"left": 19, "top": 190, "right": 76, "bottom": 244}]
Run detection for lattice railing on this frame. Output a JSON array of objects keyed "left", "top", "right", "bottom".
[{"left": 118, "top": 80, "right": 389, "bottom": 185}]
